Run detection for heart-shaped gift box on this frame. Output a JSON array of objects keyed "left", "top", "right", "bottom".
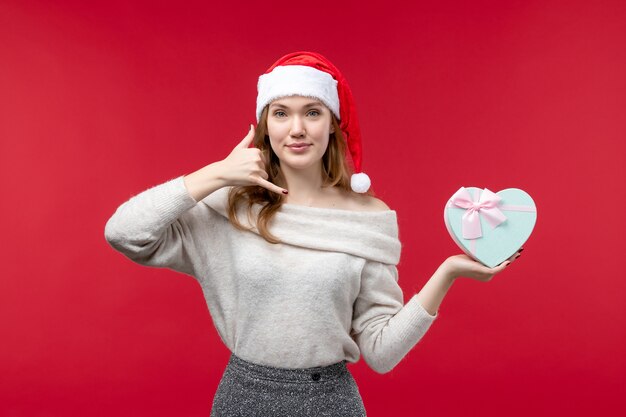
[{"left": 444, "top": 187, "right": 537, "bottom": 268}]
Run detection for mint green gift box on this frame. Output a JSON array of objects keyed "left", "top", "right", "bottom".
[{"left": 443, "top": 187, "right": 537, "bottom": 268}]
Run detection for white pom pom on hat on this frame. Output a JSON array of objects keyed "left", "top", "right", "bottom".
[
  {"left": 350, "top": 172, "right": 371, "bottom": 193},
  {"left": 256, "top": 51, "right": 371, "bottom": 193}
]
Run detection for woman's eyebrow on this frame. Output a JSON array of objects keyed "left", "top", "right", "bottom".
[{"left": 270, "top": 102, "right": 321, "bottom": 109}]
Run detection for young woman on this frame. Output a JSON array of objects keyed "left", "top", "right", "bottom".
[{"left": 104, "top": 51, "right": 522, "bottom": 417}]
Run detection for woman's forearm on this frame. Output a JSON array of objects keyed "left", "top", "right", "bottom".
[
  {"left": 414, "top": 262, "right": 456, "bottom": 316},
  {"left": 183, "top": 161, "right": 229, "bottom": 202}
]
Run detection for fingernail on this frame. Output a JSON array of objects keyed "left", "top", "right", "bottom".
[{"left": 282, "top": 190, "right": 288, "bottom": 194}]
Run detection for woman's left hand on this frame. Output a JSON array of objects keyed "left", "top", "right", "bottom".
[{"left": 443, "top": 248, "right": 524, "bottom": 282}]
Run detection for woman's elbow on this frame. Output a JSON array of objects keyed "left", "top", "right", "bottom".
[
  {"left": 104, "top": 218, "right": 123, "bottom": 246},
  {"left": 103, "top": 218, "right": 146, "bottom": 258},
  {"left": 363, "top": 352, "right": 397, "bottom": 374}
]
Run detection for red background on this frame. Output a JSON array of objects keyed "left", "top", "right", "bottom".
[{"left": 1, "top": 0, "right": 624, "bottom": 416}]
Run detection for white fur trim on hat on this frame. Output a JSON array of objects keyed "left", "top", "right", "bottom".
[{"left": 256, "top": 65, "right": 340, "bottom": 122}]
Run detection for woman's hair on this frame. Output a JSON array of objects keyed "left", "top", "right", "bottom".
[{"left": 226, "top": 104, "right": 375, "bottom": 244}]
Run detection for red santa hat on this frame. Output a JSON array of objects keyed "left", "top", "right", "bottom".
[{"left": 256, "top": 51, "right": 371, "bottom": 193}]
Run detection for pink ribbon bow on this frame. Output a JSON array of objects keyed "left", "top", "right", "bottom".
[{"left": 449, "top": 187, "right": 507, "bottom": 239}]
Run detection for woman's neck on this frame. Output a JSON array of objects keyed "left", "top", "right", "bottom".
[{"left": 280, "top": 163, "right": 331, "bottom": 205}]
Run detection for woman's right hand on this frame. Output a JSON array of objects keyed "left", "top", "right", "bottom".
[{"left": 218, "top": 124, "right": 288, "bottom": 195}]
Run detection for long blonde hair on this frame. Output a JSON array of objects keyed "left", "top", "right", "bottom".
[{"left": 226, "top": 105, "right": 375, "bottom": 244}]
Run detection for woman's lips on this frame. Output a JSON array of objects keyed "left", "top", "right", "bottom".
[{"left": 287, "top": 144, "right": 311, "bottom": 152}]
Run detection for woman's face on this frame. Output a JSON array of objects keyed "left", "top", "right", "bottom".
[{"left": 266, "top": 95, "right": 335, "bottom": 172}]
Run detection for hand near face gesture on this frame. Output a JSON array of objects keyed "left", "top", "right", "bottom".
[
  {"left": 444, "top": 248, "right": 524, "bottom": 282},
  {"left": 219, "top": 124, "right": 288, "bottom": 195}
]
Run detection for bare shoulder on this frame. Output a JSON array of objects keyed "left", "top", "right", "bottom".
[
  {"left": 349, "top": 193, "right": 392, "bottom": 212},
  {"left": 322, "top": 187, "right": 393, "bottom": 212}
]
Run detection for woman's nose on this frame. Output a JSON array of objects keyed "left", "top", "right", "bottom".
[{"left": 289, "top": 116, "right": 306, "bottom": 137}]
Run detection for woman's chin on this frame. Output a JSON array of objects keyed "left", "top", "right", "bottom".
[{"left": 279, "top": 158, "right": 320, "bottom": 171}]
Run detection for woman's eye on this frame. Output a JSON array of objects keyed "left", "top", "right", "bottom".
[{"left": 273, "top": 110, "right": 320, "bottom": 117}]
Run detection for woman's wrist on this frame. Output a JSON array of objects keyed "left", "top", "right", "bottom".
[
  {"left": 439, "top": 258, "right": 458, "bottom": 283},
  {"left": 414, "top": 261, "right": 457, "bottom": 316}
]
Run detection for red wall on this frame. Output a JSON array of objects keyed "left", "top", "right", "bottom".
[{"left": 1, "top": 0, "right": 624, "bottom": 415}]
